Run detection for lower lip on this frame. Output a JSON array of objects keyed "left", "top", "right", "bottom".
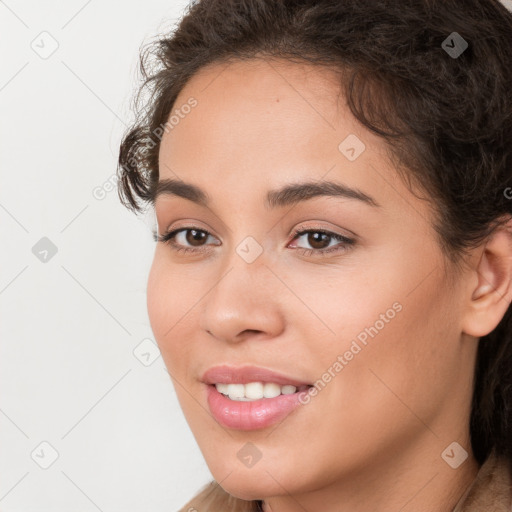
[{"left": 206, "top": 385, "right": 310, "bottom": 430}]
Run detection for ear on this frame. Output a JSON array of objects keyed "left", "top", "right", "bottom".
[{"left": 462, "top": 216, "right": 512, "bottom": 338}]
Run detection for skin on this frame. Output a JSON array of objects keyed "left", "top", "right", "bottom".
[{"left": 146, "top": 58, "right": 512, "bottom": 512}]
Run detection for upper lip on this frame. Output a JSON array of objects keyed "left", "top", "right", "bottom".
[{"left": 202, "top": 365, "right": 312, "bottom": 387}]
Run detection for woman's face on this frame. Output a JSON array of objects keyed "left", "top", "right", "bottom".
[{"left": 147, "top": 58, "right": 476, "bottom": 502}]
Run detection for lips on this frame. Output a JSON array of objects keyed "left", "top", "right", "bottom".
[
  {"left": 201, "top": 365, "right": 314, "bottom": 430},
  {"left": 201, "top": 364, "right": 312, "bottom": 387}
]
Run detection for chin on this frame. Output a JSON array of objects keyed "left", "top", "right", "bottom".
[
  {"left": 211, "top": 460, "right": 306, "bottom": 501},
  {"left": 218, "top": 476, "right": 281, "bottom": 502}
]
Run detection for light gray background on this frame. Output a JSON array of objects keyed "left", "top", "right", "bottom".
[{"left": 1, "top": 1, "right": 511, "bottom": 511}]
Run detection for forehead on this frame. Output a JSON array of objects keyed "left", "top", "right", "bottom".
[
  {"left": 159, "top": 59, "right": 387, "bottom": 189},
  {"left": 166, "top": 58, "right": 347, "bottom": 140},
  {"left": 156, "top": 57, "right": 433, "bottom": 231}
]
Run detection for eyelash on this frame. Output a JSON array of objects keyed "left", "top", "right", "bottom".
[{"left": 154, "top": 225, "right": 355, "bottom": 257}]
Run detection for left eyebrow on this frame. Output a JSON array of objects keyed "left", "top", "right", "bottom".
[
  {"left": 266, "top": 180, "right": 381, "bottom": 209},
  {"left": 153, "top": 178, "right": 381, "bottom": 209}
]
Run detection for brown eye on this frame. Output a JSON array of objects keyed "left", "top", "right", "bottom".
[
  {"left": 156, "top": 226, "right": 218, "bottom": 254},
  {"left": 304, "top": 232, "right": 332, "bottom": 250},
  {"left": 185, "top": 229, "right": 208, "bottom": 246},
  {"left": 290, "top": 228, "right": 355, "bottom": 257}
]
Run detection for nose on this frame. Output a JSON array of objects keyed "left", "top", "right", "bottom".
[{"left": 198, "top": 251, "right": 285, "bottom": 344}]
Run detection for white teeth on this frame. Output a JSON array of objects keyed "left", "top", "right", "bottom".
[
  {"left": 263, "top": 382, "right": 281, "bottom": 398},
  {"left": 214, "top": 382, "right": 299, "bottom": 401},
  {"left": 215, "top": 383, "right": 229, "bottom": 395},
  {"left": 245, "top": 382, "right": 264, "bottom": 399},
  {"left": 227, "top": 384, "right": 245, "bottom": 400},
  {"left": 281, "top": 385, "right": 297, "bottom": 395}
]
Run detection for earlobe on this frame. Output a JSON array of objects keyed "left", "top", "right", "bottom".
[{"left": 462, "top": 217, "right": 512, "bottom": 338}]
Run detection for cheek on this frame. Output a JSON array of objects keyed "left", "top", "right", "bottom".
[
  {"left": 146, "top": 256, "right": 193, "bottom": 368},
  {"left": 298, "top": 259, "right": 454, "bottom": 414},
  {"left": 146, "top": 257, "right": 169, "bottom": 342},
  {"left": 320, "top": 273, "right": 459, "bottom": 446}
]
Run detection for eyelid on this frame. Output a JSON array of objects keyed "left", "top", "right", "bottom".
[
  {"left": 291, "top": 221, "right": 357, "bottom": 241},
  {"left": 155, "top": 218, "right": 216, "bottom": 239}
]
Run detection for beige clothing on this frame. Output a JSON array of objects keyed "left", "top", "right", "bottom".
[{"left": 452, "top": 451, "right": 512, "bottom": 512}]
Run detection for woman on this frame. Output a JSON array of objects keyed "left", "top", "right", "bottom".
[{"left": 117, "top": 0, "right": 512, "bottom": 510}]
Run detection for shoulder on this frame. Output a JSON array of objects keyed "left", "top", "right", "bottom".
[{"left": 452, "top": 450, "right": 512, "bottom": 512}]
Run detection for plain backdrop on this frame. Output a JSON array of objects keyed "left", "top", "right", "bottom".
[{"left": 1, "top": 1, "right": 512, "bottom": 511}]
